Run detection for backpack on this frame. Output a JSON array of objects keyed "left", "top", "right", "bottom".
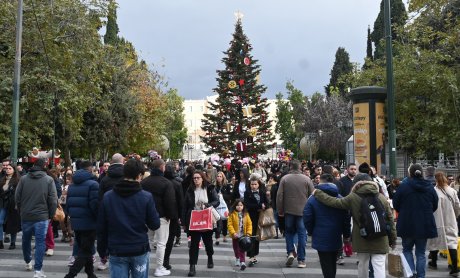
[{"left": 357, "top": 193, "right": 387, "bottom": 240}]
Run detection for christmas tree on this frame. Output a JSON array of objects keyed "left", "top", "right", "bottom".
[{"left": 201, "top": 12, "right": 274, "bottom": 158}]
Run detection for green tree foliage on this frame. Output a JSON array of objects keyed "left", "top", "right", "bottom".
[
  {"left": 366, "top": 26, "right": 373, "bottom": 61},
  {"left": 371, "top": 0, "right": 407, "bottom": 60},
  {"left": 201, "top": 19, "right": 274, "bottom": 158},
  {"left": 104, "top": 0, "right": 119, "bottom": 45},
  {"left": 164, "top": 88, "right": 188, "bottom": 159},
  {"left": 0, "top": 0, "right": 186, "bottom": 162},
  {"left": 325, "top": 47, "right": 353, "bottom": 97},
  {"left": 348, "top": 0, "right": 460, "bottom": 159}
]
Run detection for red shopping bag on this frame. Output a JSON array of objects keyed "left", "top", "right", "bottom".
[
  {"left": 189, "top": 208, "right": 213, "bottom": 231},
  {"left": 343, "top": 242, "right": 353, "bottom": 257}
]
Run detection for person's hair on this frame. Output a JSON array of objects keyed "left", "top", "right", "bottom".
[
  {"left": 123, "top": 159, "right": 145, "bottom": 180},
  {"left": 230, "top": 198, "right": 247, "bottom": 213},
  {"left": 152, "top": 159, "right": 165, "bottom": 170},
  {"left": 164, "top": 161, "right": 176, "bottom": 176},
  {"left": 216, "top": 171, "right": 228, "bottom": 186},
  {"left": 47, "top": 168, "right": 60, "bottom": 180},
  {"left": 189, "top": 170, "right": 208, "bottom": 191},
  {"left": 1, "top": 164, "right": 20, "bottom": 186},
  {"left": 186, "top": 165, "right": 195, "bottom": 176},
  {"left": 312, "top": 173, "right": 321, "bottom": 180},
  {"left": 435, "top": 172, "right": 448, "bottom": 188},
  {"left": 409, "top": 164, "right": 423, "bottom": 178},
  {"left": 320, "top": 173, "right": 334, "bottom": 183},
  {"left": 239, "top": 168, "right": 250, "bottom": 182},
  {"left": 425, "top": 165, "right": 436, "bottom": 176},
  {"left": 111, "top": 153, "right": 124, "bottom": 164},
  {"left": 2, "top": 159, "right": 11, "bottom": 164},
  {"left": 347, "top": 163, "right": 356, "bottom": 169},
  {"left": 392, "top": 178, "right": 400, "bottom": 187},
  {"left": 289, "top": 160, "right": 301, "bottom": 171},
  {"left": 322, "top": 165, "right": 334, "bottom": 175},
  {"left": 80, "top": 160, "right": 93, "bottom": 170},
  {"left": 332, "top": 169, "right": 340, "bottom": 178},
  {"left": 457, "top": 175, "right": 460, "bottom": 184}
]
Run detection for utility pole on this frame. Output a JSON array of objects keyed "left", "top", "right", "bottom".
[
  {"left": 10, "top": 0, "right": 24, "bottom": 166},
  {"left": 384, "top": 0, "right": 397, "bottom": 178}
]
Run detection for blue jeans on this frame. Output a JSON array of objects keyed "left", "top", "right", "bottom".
[
  {"left": 402, "top": 237, "right": 427, "bottom": 278},
  {"left": 284, "top": 213, "right": 307, "bottom": 261},
  {"left": 0, "top": 208, "right": 6, "bottom": 240},
  {"left": 109, "top": 252, "right": 150, "bottom": 278},
  {"left": 21, "top": 220, "right": 49, "bottom": 271}
]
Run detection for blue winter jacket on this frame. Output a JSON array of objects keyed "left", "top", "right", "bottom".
[
  {"left": 393, "top": 177, "right": 438, "bottom": 239},
  {"left": 97, "top": 180, "right": 160, "bottom": 257},
  {"left": 303, "top": 183, "right": 351, "bottom": 252},
  {"left": 66, "top": 169, "right": 99, "bottom": 230}
]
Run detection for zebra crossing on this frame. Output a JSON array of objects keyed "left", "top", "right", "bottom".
[{"left": 0, "top": 233, "right": 452, "bottom": 277}]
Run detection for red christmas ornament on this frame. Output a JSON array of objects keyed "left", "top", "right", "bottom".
[
  {"left": 239, "top": 79, "right": 245, "bottom": 86},
  {"left": 244, "top": 57, "right": 250, "bottom": 65}
]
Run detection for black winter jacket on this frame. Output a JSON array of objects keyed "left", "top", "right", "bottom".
[
  {"left": 183, "top": 184, "right": 219, "bottom": 232},
  {"left": 141, "top": 169, "right": 176, "bottom": 219},
  {"left": 98, "top": 164, "right": 124, "bottom": 201}
]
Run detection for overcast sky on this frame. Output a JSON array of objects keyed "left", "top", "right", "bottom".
[{"left": 115, "top": 0, "right": 381, "bottom": 100}]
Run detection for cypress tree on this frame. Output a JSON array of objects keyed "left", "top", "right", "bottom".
[
  {"left": 367, "top": 25, "right": 373, "bottom": 60},
  {"left": 371, "top": 0, "right": 407, "bottom": 60},
  {"left": 325, "top": 47, "right": 353, "bottom": 97},
  {"left": 104, "top": 0, "right": 119, "bottom": 45}
]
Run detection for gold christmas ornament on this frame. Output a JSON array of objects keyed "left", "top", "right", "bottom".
[{"left": 228, "top": 80, "right": 237, "bottom": 89}]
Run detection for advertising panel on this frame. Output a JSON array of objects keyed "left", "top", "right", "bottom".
[{"left": 353, "top": 103, "right": 369, "bottom": 166}]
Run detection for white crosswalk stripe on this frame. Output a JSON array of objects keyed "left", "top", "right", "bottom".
[{"left": 0, "top": 233, "right": 452, "bottom": 277}]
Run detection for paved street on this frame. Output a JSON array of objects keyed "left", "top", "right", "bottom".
[{"left": 0, "top": 233, "right": 451, "bottom": 277}]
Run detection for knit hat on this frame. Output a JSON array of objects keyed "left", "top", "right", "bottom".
[
  {"left": 358, "top": 162, "right": 371, "bottom": 174},
  {"left": 353, "top": 173, "right": 372, "bottom": 185}
]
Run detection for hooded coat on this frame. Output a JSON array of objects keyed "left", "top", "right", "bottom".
[
  {"left": 304, "top": 183, "right": 351, "bottom": 252},
  {"left": 66, "top": 169, "right": 99, "bottom": 230},
  {"left": 393, "top": 177, "right": 438, "bottom": 239},
  {"left": 97, "top": 180, "right": 160, "bottom": 257},
  {"left": 314, "top": 180, "right": 396, "bottom": 254},
  {"left": 15, "top": 167, "right": 57, "bottom": 222},
  {"left": 98, "top": 163, "right": 124, "bottom": 201}
]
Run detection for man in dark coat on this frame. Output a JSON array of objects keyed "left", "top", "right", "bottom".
[
  {"left": 163, "top": 162, "right": 184, "bottom": 270},
  {"left": 339, "top": 163, "right": 357, "bottom": 197},
  {"left": 98, "top": 153, "right": 124, "bottom": 201},
  {"left": 64, "top": 160, "right": 99, "bottom": 278},
  {"left": 141, "top": 159, "right": 176, "bottom": 277}
]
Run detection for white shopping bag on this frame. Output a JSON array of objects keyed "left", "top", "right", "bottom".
[
  {"left": 400, "top": 253, "right": 414, "bottom": 278},
  {"left": 216, "top": 194, "right": 229, "bottom": 220}
]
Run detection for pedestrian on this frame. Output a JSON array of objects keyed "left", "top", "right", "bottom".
[
  {"left": 304, "top": 174, "right": 351, "bottom": 278},
  {"left": 214, "top": 171, "right": 232, "bottom": 245},
  {"left": 451, "top": 175, "right": 460, "bottom": 192},
  {"left": 64, "top": 160, "right": 99, "bottom": 278},
  {"left": 313, "top": 173, "right": 396, "bottom": 278},
  {"left": 163, "top": 161, "right": 184, "bottom": 271},
  {"left": 244, "top": 175, "right": 267, "bottom": 267},
  {"left": 96, "top": 153, "right": 125, "bottom": 270},
  {"left": 232, "top": 168, "right": 250, "bottom": 204},
  {"left": 0, "top": 163, "right": 21, "bottom": 249},
  {"left": 392, "top": 164, "right": 438, "bottom": 278},
  {"left": 15, "top": 158, "right": 57, "bottom": 278},
  {"left": 425, "top": 166, "right": 436, "bottom": 187},
  {"left": 44, "top": 168, "right": 62, "bottom": 257},
  {"left": 60, "top": 169, "right": 73, "bottom": 244},
  {"left": 184, "top": 171, "right": 220, "bottom": 277},
  {"left": 98, "top": 158, "right": 161, "bottom": 278},
  {"left": 339, "top": 163, "right": 357, "bottom": 197},
  {"left": 277, "top": 160, "right": 314, "bottom": 268},
  {"left": 141, "top": 159, "right": 176, "bottom": 277},
  {"left": 427, "top": 172, "right": 460, "bottom": 277},
  {"left": 252, "top": 161, "right": 267, "bottom": 183},
  {"left": 227, "top": 198, "right": 252, "bottom": 271}
]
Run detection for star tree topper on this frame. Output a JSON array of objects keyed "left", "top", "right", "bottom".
[{"left": 234, "top": 10, "right": 244, "bottom": 21}]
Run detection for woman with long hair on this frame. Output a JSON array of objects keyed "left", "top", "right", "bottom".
[
  {"left": 60, "top": 169, "right": 73, "bottom": 243},
  {"left": 0, "top": 164, "right": 21, "bottom": 249},
  {"left": 184, "top": 171, "right": 220, "bottom": 277},
  {"left": 214, "top": 171, "right": 232, "bottom": 245},
  {"left": 427, "top": 172, "right": 460, "bottom": 276},
  {"left": 232, "top": 168, "right": 250, "bottom": 204}
]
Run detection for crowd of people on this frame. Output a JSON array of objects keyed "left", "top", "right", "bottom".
[{"left": 0, "top": 156, "right": 460, "bottom": 278}]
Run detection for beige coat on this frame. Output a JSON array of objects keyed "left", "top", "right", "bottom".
[{"left": 427, "top": 186, "right": 460, "bottom": 250}]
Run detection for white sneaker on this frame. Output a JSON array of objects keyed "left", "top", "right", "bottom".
[
  {"left": 154, "top": 266, "right": 171, "bottom": 277},
  {"left": 235, "top": 258, "right": 240, "bottom": 267},
  {"left": 68, "top": 256, "right": 75, "bottom": 267},
  {"left": 33, "top": 270, "right": 46, "bottom": 278},
  {"left": 97, "top": 261, "right": 108, "bottom": 270},
  {"left": 26, "top": 261, "right": 33, "bottom": 271},
  {"left": 45, "top": 249, "right": 53, "bottom": 256}
]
